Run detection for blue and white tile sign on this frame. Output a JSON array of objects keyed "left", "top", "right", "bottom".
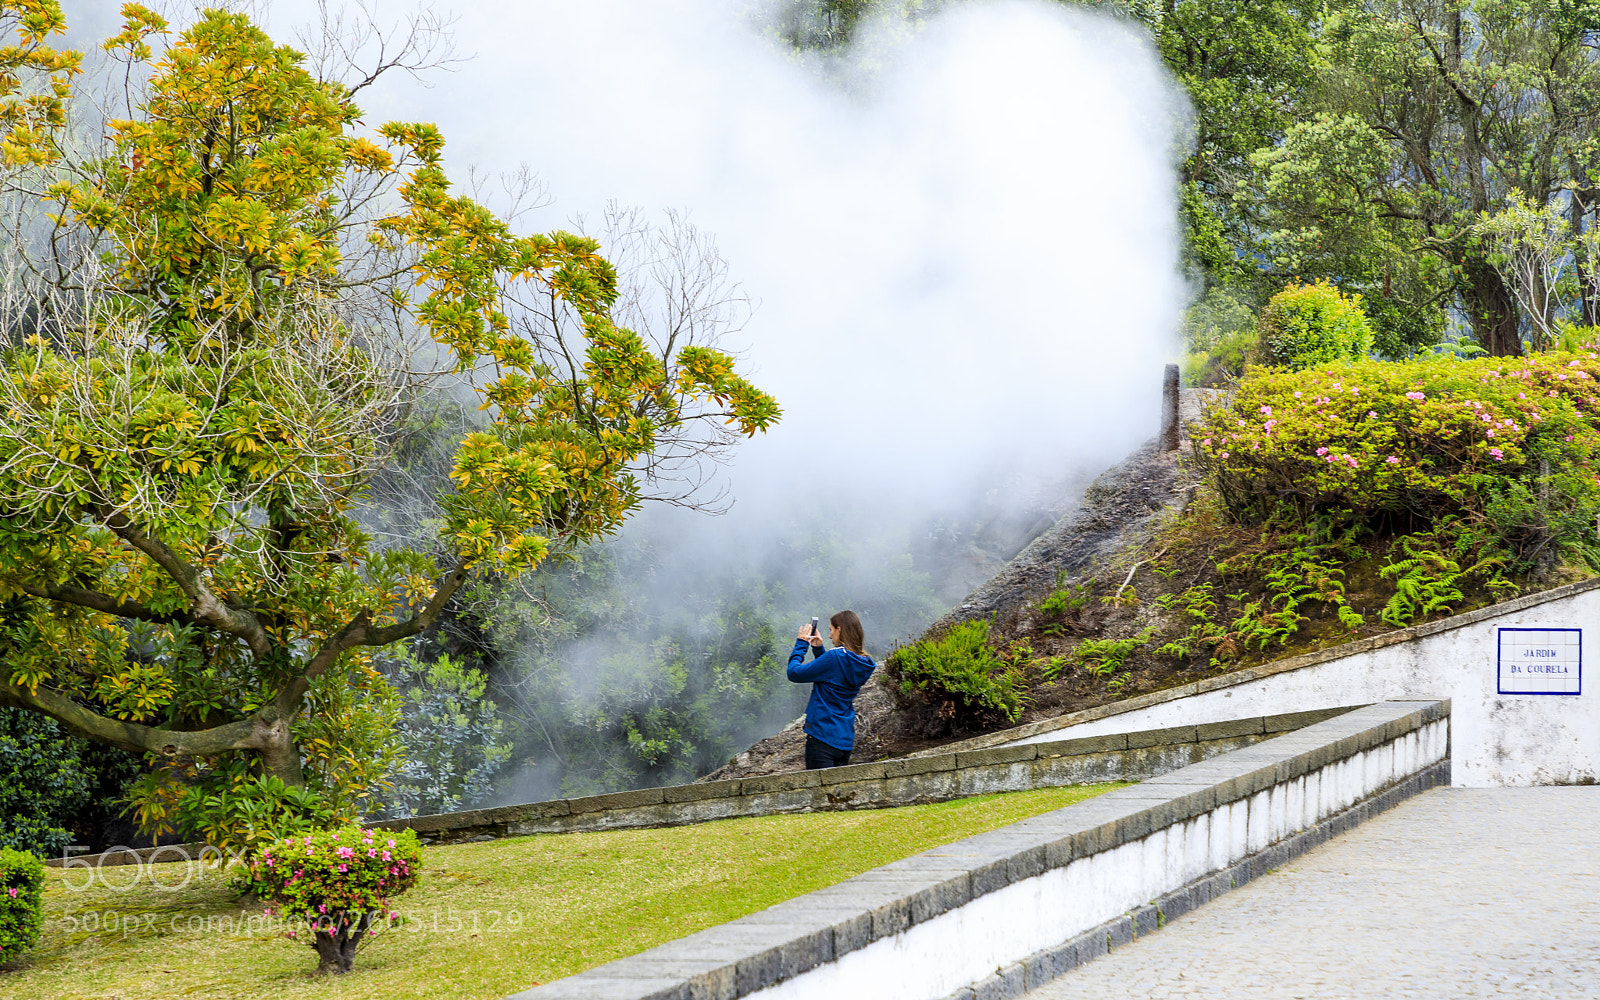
[{"left": 1497, "top": 627, "right": 1581, "bottom": 695}]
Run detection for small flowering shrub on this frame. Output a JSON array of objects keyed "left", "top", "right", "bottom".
[
  {"left": 1195, "top": 352, "right": 1600, "bottom": 574},
  {"left": 1254, "top": 280, "right": 1375, "bottom": 370},
  {"left": 0, "top": 848, "right": 45, "bottom": 967},
  {"left": 243, "top": 825, "right": 422, "bottom": 975}
]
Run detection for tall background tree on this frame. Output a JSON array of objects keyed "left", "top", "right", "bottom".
[{"left": 1249, "top": 0, "right": 1600, "bottom": 357}]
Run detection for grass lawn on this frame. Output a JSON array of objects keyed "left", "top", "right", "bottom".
[{"left": 5, "top": 783, "right": 1121, "bottom": 999}]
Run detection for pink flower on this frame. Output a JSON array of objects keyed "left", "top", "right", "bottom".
[
  {"left": 1519, "top": 392, "right": 1526, "bottom": 399},
  {"left": 1486, "top": 429, "right": 1495, "bottom": 437},
  {"left": 387, "top": 840, "right": 396, "bottom": 849},
  {"left": 338, "top": 865, "right": 348, "bottom": 873},
  {"left": 368, "top": 848, "right": 377, "bottom": 857},
  {"left": 1219, "top": 451, "right": 1229, "bottom": 459},
  {"left": 382, "top": 851, "right": 391, "bottom": 861},
  {"left": 336, "top": 846, "right": 354, "bottom": 859},
  {"left": 1316, "top": 447, "right": 1329, "bottom": 456},
  {"left": 1570, "top": 360, "right": 1582, "bottom": 367},
  {"left": 1202, "top": 437, "right": 1212, "bottom": 446},
  {"left": 6, "top": 888, "right": 15, "bottom": 898},
  {"left": 1294, "top": 391, "right": 1302, "bottom": 398},
  {"left": 319, "top": 904, "right": 327, "bottom": 914},
  {"left": 1385, "top": 456, "right": 1400, "bottom": 464},
  {"left": 1367, "top": 410, "right": 1377, "bottom": 418},
  {"left": 1346, "top": 456, "right": 1357, "bottom": 468},
  {"left": 1259, "top": 404, "right": 1273, "bottom": 416},
  {"left": 1406, "top": 391, "right": 1425, "bottom": 400},
  {"left": 1489, "top": 448, "right": 1504, "bottom": 461}
]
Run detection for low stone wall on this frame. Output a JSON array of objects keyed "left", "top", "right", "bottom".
[
  {"left": 508, "top": 700, "right": 1449, "bottom": 1000},
  {"left": 42, "top": 842, "right": 210, "bottom": 869},
  {"left": 372, "top": 709, "right": 1355, "bottom": 845}
]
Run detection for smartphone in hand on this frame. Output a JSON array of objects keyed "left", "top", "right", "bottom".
[{"left": 810, "top": 617, "right": 821, "bottom": 641}]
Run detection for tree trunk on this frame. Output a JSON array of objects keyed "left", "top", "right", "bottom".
[
  {"left": 258, "top": 718, "right": 306, "bottom": 787},
  {"left": 1463, "top": 259, "right": 1522, "bottom": 356},
  {"left": 311, "top": 911, "right": 377, "bottom": 974}
]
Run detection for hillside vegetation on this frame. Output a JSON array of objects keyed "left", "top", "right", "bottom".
[{"left": 884, "top": 351, "right": 1600, "bottom": 737}]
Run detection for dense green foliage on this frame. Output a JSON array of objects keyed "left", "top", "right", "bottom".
[
  {"left": 884, "top": 620, "right": 1030, "bottom": 729},
  {"left": 1254, "top": 281, "right": 1375, "bottom": 369},
  {"left": 1189, "top": 352, "right": 1600, "bottom": 633},
  {"left": 0, "top": 709, "right": 142, "bottom": 856},
  {"left": 0, "top": 847, "right": 45, "bottom": 967},
  {"left": 372, "top": 650, "right": 511, "bottom": 819},
  {"left": 1195, "top": 353, "right": 1600, "bottom": 567},
  {"left": 243, "top": 826, "right": 422, "bottom": 974}
]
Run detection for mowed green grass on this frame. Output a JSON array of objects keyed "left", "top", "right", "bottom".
[{"left": 5, "top": 783, "right": 1123, "bottom": 1000}]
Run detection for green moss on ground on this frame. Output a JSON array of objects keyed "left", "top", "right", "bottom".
[{"left": 2, "top": 783, "right": 1120, "bottom": 999}]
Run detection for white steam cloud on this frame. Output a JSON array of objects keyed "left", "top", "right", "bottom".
[
  {"left": 71, "top": 0, "right": 1190, "bottom": 790},
  {"left": 326, "top": 0, "right": 1188, "bottom": 502}
]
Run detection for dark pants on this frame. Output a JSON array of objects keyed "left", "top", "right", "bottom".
[{"left": 804, "top": 735, "right": 851, "bottom": 770}]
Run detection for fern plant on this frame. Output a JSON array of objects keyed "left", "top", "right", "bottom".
[
  {"left": 1054, "top": 626, "right": 1158, "bottom": 682},
  {"left": 885, "top": 620, "right": 1032, "bottom": 725},
  {"left": 1379, "top": 532, "right": 1468, "bottom": 626}
]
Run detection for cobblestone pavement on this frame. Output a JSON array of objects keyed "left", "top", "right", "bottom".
[{"left": 1023, "top": 787, "right": 1600, "bottom": 999}]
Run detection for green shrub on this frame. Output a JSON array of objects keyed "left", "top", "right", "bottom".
[
  {"left": 372, "top": 648, "right": 512, "bottom": 819},
  {"left": 1194, "top": 352, "right": 1600, "bottom": 575},
  {"left": 885, "top": 620, "right": 1030, "bottom": 729},
  {"left": 1183, "top": 285, "right": 1260, "bottom": 386},
  {"left": 1254, "top": 280, "right": 1374, "bottom": 370},
  {"left": 243, "top": 825, "right": 422, "bottom": 975},
  {"left": 0, "top": 848, "right": 45, "bottom": 967},
  {"left": 0, "top": 708, "right": 143, "bottom": 857}
]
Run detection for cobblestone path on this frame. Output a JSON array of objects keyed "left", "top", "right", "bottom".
[{"left": 1022, "top": 787, "right": 1600, "bottom": 999}]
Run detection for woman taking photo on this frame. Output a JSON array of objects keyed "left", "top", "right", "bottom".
[{"left": 788, "top": 610, "right": 876, "bottom": 769}]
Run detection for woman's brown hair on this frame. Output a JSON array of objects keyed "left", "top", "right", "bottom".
[{"left": 830, "top": 610, "right": 866, "bottom": 655}]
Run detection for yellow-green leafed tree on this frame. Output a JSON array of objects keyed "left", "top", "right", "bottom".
[{"left": 0, "top": 4, "right": 779, "bottom": 849}]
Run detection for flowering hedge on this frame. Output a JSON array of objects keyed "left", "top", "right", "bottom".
[
  {"left": 243, "top": 825, "right": 422, "bottom": 975},
  {"left": 0, "top": 847, "right": 45, "bottom": 967},
  {"left": 1194, "top": 353, "right": 1600, "bottom": 565}
]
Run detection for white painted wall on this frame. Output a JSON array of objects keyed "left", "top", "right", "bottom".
[
  {"left": 1007, "top": 591, "right": 1600, "bottom": 787},
  {"left": 750, "top": 720, "right": 1447, "bottom": 1000}
]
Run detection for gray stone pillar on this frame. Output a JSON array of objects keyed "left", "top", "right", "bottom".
[{"left": 1159, "top": 363, "right": 1180, "bottom": 451}]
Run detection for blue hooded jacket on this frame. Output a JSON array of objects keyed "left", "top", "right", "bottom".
[{"left": 787, "top": 639, "right": 876, "bottom": 752}]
